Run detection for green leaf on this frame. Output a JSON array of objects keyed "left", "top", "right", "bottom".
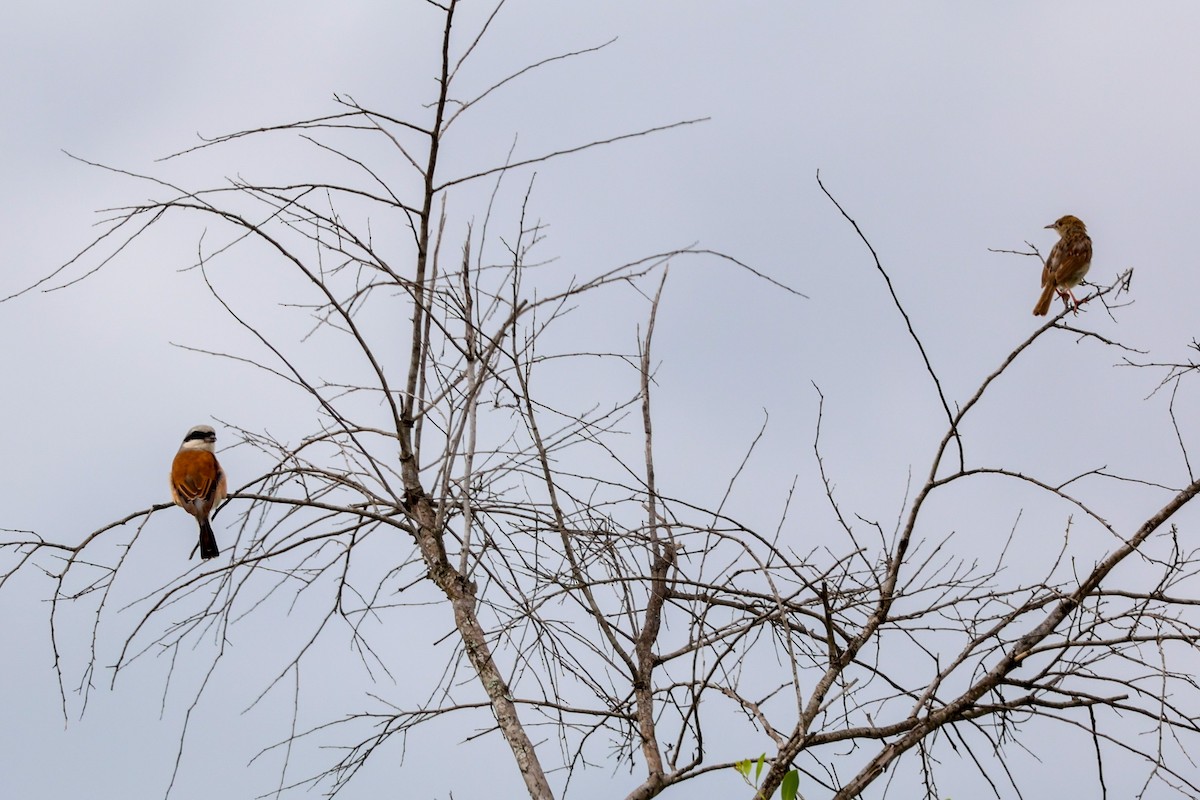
[
  {"left": 735, "top": 759, "right": 750, "bottom": 779},
  {"left": 755, "top": 753, "right": 766, "bottom": 781},
  {"left": 781, "top": 770, "right": 800, "bottom": 800}
]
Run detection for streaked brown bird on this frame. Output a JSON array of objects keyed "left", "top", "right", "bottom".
[
  {"left": 169, "top": 424, "right": 227, "bottom": 559},
  {"left": 1033, "top": 214, "right": 1092, "bottom": 316}
]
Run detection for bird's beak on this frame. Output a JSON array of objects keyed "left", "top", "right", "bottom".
[{"left": 1044, "top": 223, "right": 1054, "bottom": 229}]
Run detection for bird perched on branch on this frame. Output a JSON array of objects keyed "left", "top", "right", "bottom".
[
  {"left": 1033, "top": 215, "right": 1092, "bottom": 316},
  {"left": 169, "top": 424, "right": 227, "bottom": 559}
]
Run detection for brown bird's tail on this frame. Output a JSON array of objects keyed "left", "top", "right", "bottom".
[
  {"left": 199, "top": 519, "right": 220, "bottom": 559},
  {"left": 1032, "top": 282, "right": 1056, "bottom": 316}
]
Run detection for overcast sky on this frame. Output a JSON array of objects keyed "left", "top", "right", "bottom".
[{"left": 4, "top": 3, "right": 1200, "bottom": 798}]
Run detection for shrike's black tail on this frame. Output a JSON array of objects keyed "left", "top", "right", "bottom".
[{"left": 199, "top": 519, "right": 220, "bottom": 560}]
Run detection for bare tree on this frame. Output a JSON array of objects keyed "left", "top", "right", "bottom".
[{"left": 5, "top": 3, "right": 1200, "bottom": 800}]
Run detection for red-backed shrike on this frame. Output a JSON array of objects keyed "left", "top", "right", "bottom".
[{"left": 170, "top": 424, "right": 227, "bottom": 559}]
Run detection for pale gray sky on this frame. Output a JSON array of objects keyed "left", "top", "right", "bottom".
[{"left": 3, "top": 2, "right": 1200, "bottom": 798}]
